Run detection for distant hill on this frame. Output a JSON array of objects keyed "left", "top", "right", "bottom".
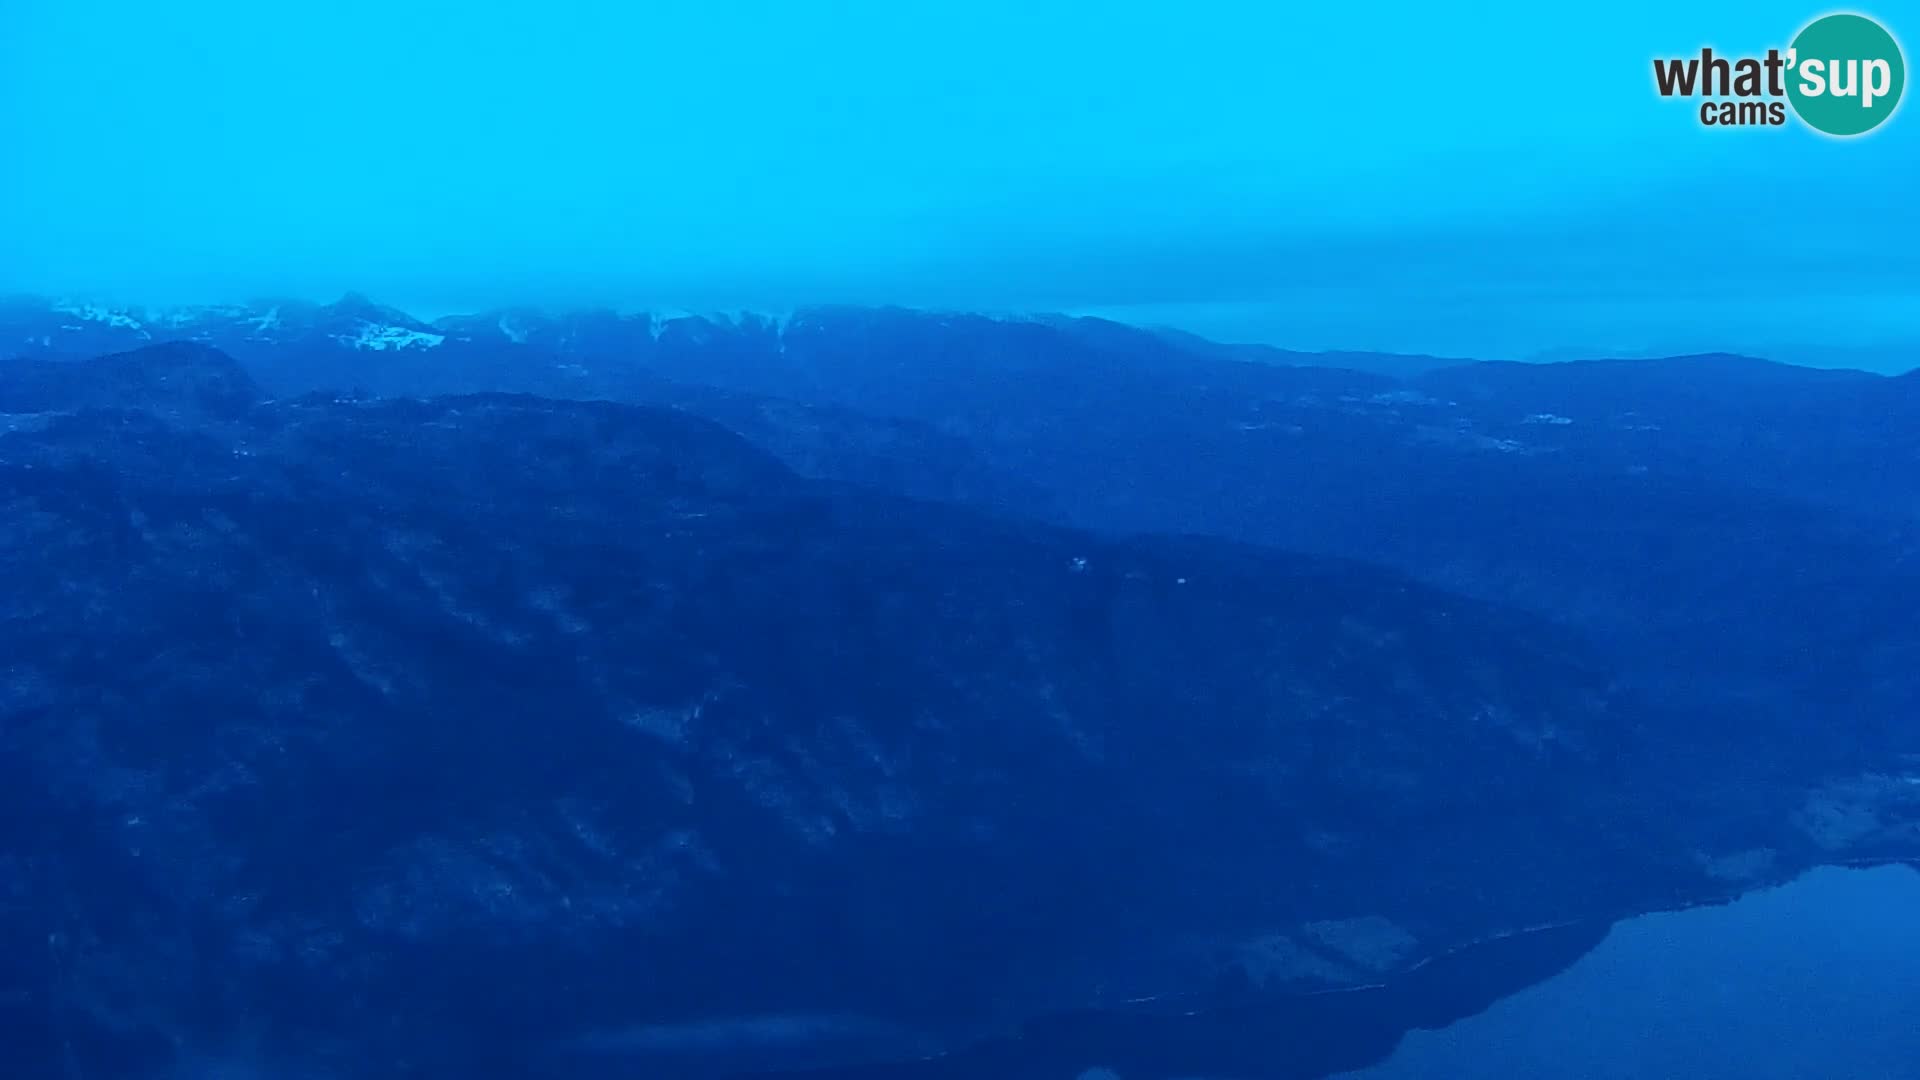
[{"left": 1144, "top": 323, "right": 1470, "bottom": 377}]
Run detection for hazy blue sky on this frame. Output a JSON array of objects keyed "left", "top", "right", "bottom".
[{"left": 2, "top": 0, "right": 1915, "bottom": 362}]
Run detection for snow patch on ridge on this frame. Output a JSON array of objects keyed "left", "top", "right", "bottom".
[
  {"left": 647, "top": 310, "right": 700, "bottom": 342},
  {"left": 52, "top": 301, "right": 148, "bottom": 335},
  {"left": 151, "top": 304, "right": 248, "bottom": 329},
  {"left": 334, "top": 322, "right": 446, "bottom": 351}
]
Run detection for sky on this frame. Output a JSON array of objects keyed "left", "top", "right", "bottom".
[{"left": 2, "top": 0, "right": 1916, "bottom": 365}]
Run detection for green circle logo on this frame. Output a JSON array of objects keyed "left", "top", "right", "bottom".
[{"left": 1787, "top": 13, "right": 1906, "bottom": 136}]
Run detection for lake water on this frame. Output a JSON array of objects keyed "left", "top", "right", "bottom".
[{"left": 1343, "top": 864, "right": 1920, "bottom": 1079}]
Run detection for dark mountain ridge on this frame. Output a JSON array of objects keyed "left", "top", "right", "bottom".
[
  {"left": 9, "top": 294, "right": 1911, "bottom": 520},
  {"left": 0, "top": 343, "right": 1766, "bottom": 1078},
  {"left": 4, "top": 312, "right": 1918, "bottom": 1076}
]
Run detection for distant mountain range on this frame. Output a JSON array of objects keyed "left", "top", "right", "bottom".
[
  {"left": 7, "top": 292, "right": 1913, "bottom": 377},
  {"left": 8, "top": 294, "right": 1917, "bottom": 523},
  {"left": 2, "top": 295, "right": 1916, "bottom": 1078}
]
